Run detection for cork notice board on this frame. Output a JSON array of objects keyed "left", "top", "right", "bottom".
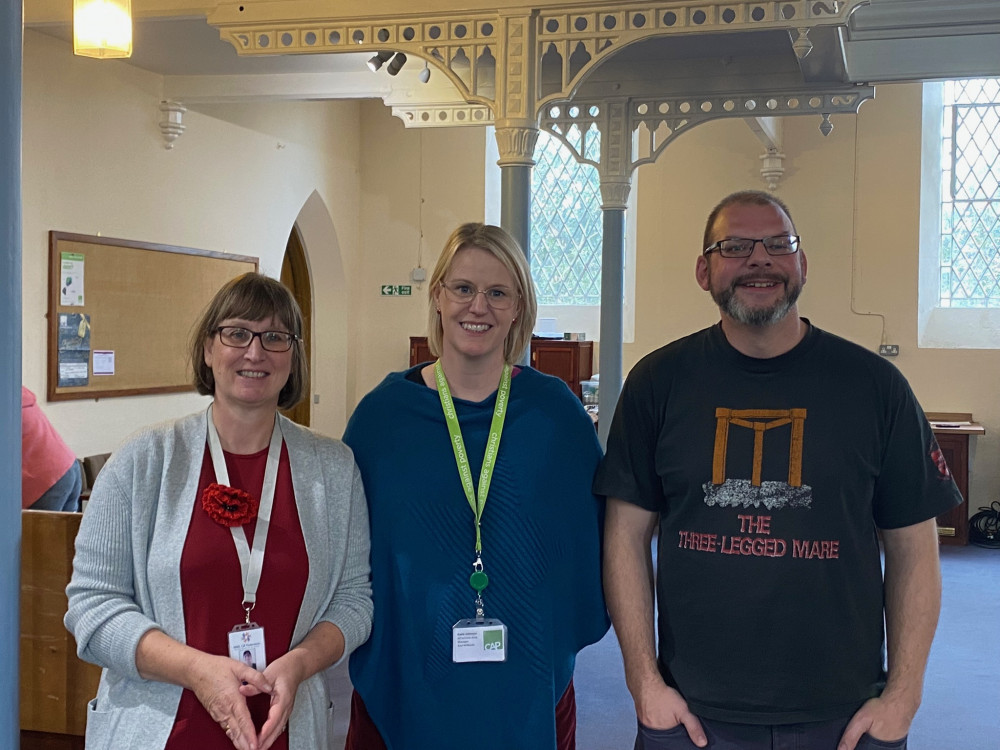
[{"left": 48, "top": 232, "right": 258, "bottom": 401}]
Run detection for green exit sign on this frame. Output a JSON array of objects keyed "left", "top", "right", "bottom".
[{"left": 380, "top": 285, "right": 412, "bottom": 296}]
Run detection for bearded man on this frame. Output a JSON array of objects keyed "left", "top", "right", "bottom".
[{"left": 595, "top": 190, "right": 960, "bottom": 750}]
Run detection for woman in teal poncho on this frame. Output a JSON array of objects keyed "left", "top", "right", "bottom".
[{"left": 343, "top": 223, "right": 609, "bottom": 750}]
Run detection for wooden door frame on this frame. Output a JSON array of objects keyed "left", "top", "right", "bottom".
[{"left": 280, "top": 225, "right": 312, "bottom": 427}]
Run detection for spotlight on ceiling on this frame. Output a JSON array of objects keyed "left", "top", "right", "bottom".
[
  {"left": 367, "top": 51, "right": 393, "bottom": 72},
  {"left": 418, "top": 61, "right": 431, "bottom": 84},
  {"left": 386, "top": 52, "right": 407, "bottom": 76}
]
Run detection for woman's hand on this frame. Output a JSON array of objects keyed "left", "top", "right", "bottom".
[
  {"left": 136, "top": 630, "right": 275, "bottom": 750},
  {"left": 237, "top": 622, "right": 346, "bottom": 749},
  {"left": 239, "top": 651, "right": 305, "bottom": 750},
  {"left": 189, "top": 652, "right": 274, "bottom": 750}
]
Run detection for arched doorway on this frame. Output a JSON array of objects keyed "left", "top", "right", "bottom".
[{"left": 280, "top": 225, "right": 312, "bottom": 427}]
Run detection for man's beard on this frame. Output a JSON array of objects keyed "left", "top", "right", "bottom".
[{"left": 710, "top": 273, "right": 803, "bottom": 327}]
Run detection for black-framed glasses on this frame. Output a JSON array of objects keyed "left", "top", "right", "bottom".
[
  {"left": 439, "top": 280, "right": 518, "bottom": 310},
  {"left": 703, "top": 235, "right": 801, "bottom": 258},
  {"left": 215, "top": 326, "right": 299, "bottom": 352}
]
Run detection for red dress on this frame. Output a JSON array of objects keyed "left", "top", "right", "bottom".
[{"left": 164, "top": 443, "right": 308, "bottom": 750}]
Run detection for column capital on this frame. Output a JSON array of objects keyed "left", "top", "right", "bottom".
[
  {"left": 600, "top": 180, "right": 631, "bottom": 211},
  {"left": 494, "top": 123, "right": 538, "bottom": 167}
]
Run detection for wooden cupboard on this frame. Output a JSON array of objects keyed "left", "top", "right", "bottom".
[
  {"left": 926, "top": 412, "right": 985, "bottom": 546},
  {"left": 529, "top": 339, "right": 594, "bottom": 400},
  {"left": 409, "top": 336, "right": 593, "bottom": 400}
]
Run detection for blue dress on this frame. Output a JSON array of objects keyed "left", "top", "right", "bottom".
[{"left": 344, "top": 365, "right": 609, "bottom": 750}]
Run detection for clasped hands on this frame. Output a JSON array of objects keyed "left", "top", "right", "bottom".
[{"left": 191, "top": 651, "right": 303, "bottom": 750}]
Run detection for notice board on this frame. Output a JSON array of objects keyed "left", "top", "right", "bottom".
[{"left": 48, "top": 232, "right": 258, "bottom": 401}]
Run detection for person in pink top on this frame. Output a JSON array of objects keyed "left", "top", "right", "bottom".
[{"left": 21, "top": 386, "right": 82, "bottom": 512}]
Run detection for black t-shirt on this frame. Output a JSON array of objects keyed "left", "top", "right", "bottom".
[{"left": 594, "top": 321, "right": 961, "bottom": 724}]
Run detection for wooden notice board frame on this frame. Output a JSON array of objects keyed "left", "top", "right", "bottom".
[{"left": 48, "top": 232, "right": 258, "bottom": 401}]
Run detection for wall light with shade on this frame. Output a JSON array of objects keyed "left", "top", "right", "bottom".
[{"left": 74, "top": 0, "right": 132, "bottom": 59}]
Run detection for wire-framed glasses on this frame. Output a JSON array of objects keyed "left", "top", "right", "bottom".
[
  {"left": 439, "top": 280, "right": 518, "bottom": 310},
  {"left": 703, "top": 235, "right": 801, "bottom": 258},
  {"left": 215, "top": 326, "right": 299, "bottom": 352}
]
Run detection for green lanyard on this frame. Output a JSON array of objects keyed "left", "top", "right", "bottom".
[{"left": 434, "top": 360, "right": 512, "bottom": 614}]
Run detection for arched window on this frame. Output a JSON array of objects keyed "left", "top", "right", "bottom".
[
  {"left": 918, "top": 78, "right": 1000, "bottom": 347},
  {"left": 530, "top": 129, "right": 603, "bottom": 306},
  {"left": 938, "top": 78, "right": 1000, "bottom": 308}
]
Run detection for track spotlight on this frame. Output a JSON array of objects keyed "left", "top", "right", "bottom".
[
  {"left": 386, "top": 52, "right": 407, "bottom": 76},
  {"left": 418, "top": 61, "right": 431, "bottom": 83},
  {"left": 367, "top": 50, "right": 393, "bottom": 72}
]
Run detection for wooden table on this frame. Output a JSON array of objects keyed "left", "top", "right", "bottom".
[{"left": 925, "top": 412, "right": 985, "bottom": 546}]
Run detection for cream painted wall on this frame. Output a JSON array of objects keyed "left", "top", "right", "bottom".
[
  {"left": 364, "top": 82, "right": 999, "bottom": 516},
  {"left": 22, "top": 30, "right": 362, "bottom": 454},
  {"left": 351, "top": 100, "right": 488, "bottom": 406},
  {"left": 21, "top": 29, "right": 998, "bottom": 514},
  {"left": 628, "top": 83, "right": 999, "bottom": 515}
]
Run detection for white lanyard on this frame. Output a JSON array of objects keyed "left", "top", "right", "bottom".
[{"left": 205, "top": 405, "right": 283, "bottom": 609}]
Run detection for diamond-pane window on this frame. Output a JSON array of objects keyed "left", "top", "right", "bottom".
[
  {"left": 530, "top": 130, "right": 602, "bottom": 305},
  {"left": 940, "top": 78, "right": 1000, "bottom": 308}
]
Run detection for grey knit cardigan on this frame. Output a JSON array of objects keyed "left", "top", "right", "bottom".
[{"left": 65, "top": 410, "right": 373, "bottom": 749}]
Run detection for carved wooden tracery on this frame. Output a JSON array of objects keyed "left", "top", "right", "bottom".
[
  {"left": 208, "top": 1, "right": 871, "bottom": 182},
  {"left": 211, "top": 1, "right": 866, "bottom": 121},
  {"left": 539, "top": 87, "right": 873, "bottom": 192}
]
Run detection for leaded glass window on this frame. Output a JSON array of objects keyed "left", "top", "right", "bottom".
[
  {"left": 940, "top": 78, "right": 1000, "bottom": 308},
  {"left": 530, "top": 130, "right": 602, "bottom": 305}
]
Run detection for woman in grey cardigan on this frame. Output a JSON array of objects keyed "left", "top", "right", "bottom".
[{"left": 65, "top": 273, "right": 373, "bottom": 750}]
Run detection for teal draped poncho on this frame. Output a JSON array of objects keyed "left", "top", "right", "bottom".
[{"left": 344, "top": 365, "right": 608, "bottom": 750}]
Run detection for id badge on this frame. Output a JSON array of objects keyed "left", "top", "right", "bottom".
[
  {"left": 452, "top": 618, "right": 507, "bottom": 663},
  {"left": 228, "top": 622, "right": 267, "bottom": 671}
]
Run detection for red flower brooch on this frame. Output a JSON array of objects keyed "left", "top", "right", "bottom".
[{"left": 201, "top": 483, "right": 260, "bottom": 527}]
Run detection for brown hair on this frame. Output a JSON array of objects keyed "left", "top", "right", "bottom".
[
  {"left": 426, "top": 223, "right": 538, "bottom": 365},
  {"left": 189, "top": 272, "right": 308, "bottom": 409},
  {"left": 702, "top": 190, "right": 796, "bottom": 251}
]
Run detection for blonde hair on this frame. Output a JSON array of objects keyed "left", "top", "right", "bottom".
[{"left": 426, "top": 223, "right": 538, "bottom": 365}]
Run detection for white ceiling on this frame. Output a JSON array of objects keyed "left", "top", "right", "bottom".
[
  {"left": 28, "top": 4, "right": 1000, "bottom": 107},
  {"left": 34, "top": 16, "right": 372, "bottom": 77}
]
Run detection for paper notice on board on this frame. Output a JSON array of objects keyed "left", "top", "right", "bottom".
[
  {"left": 57, "top": 313, "right": 91, "bottom": 388},
  {"left": 58, "top": 350, "right": 89, "bottom": 387},
  {"left": 60, "top": 252, "right": 85, "bottom": 306},
  {"left": 58, "top": 313, "right": 91, "bottom": 350},
  {"left": 93, "top": 350, "right": 115, "bottom": 375}
]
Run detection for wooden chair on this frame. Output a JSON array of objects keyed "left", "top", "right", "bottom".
[
  {"left": 77, "top": 458, "right": 90, "bottom": 505},
  {"left": 81, "top": 453, "right": 111, "bottom": 490}
]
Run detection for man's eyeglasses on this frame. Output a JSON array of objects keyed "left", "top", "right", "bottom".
[
  {"left": 215, "top": 326, "right": 299, "bottom": 352},
  {"left": 439, "top": 280, "right": 518, "bottom": 310},
  {"left": 703, "top": 235, "right": 801, "bottom": 258}
]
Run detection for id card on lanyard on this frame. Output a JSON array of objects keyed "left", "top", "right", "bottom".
[
  {"left": 206, "top": 405, "right": 282, "bottom": 671},
  {"left": 434, "top": 361, "right": 512, "bottom": 663}
]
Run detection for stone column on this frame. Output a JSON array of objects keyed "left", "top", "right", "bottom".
[
  {"left": 597, "top": 179, "right": 630, "bottom": 446},
  {"left": 495, "top": 123, "right": 538, "bottom": 263},
  {"left": 495, "top": 122, "right": 537, "bottom": 367}
]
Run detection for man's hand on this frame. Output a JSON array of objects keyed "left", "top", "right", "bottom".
[
  {"left": 837, "top": 694, "right": 913, "bottom": 750},
  {"left": 604, "top": 499, "right": 707, "bottom": 747},
  {"left": 634, "top": 677, "right": 707, "bottom": 747}
]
